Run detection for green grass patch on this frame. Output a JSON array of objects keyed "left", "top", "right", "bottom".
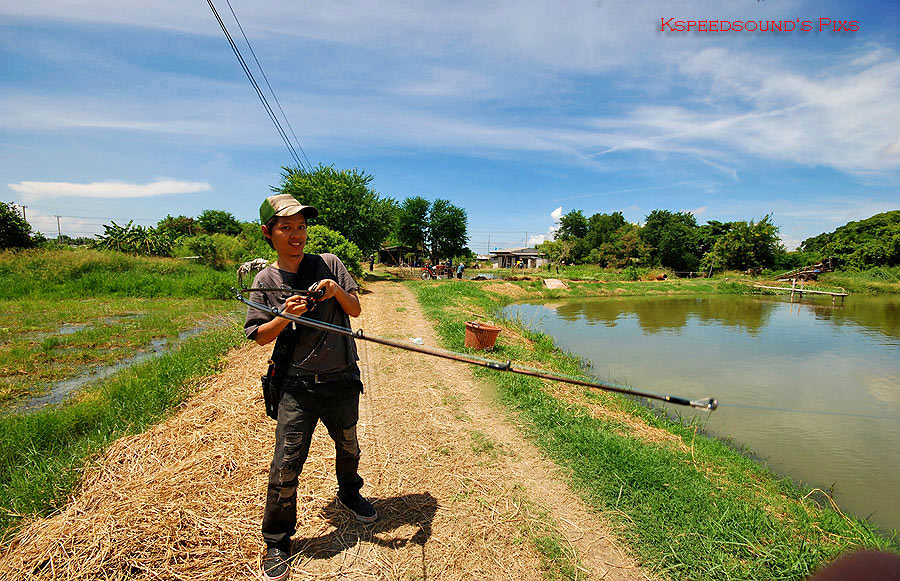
[
  {"left": 0, "top": 297, "right": 241, "bottom": 408},
  {"left": 0, "top": 323, "right": 244, "bottom": 541},
  {"left": 408, "top": 280, "right": 899, "bottom": 580},
  {"left": 817, "top": 267, "right": 900, "bottom": 294},
  {"left": 0, "top": 248, "right": 235, "bottom": 300}
]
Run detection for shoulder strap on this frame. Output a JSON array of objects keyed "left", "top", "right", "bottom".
[{"left": 294, "top": 253, "right": 331, "bottom": 290}]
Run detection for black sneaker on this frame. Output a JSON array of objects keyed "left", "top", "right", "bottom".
[
  {"left": 339, "top": 492, "right": 378, "bottom": 523},
  {"left": 261, "top": 545, "right": 291, "bottom": 581}
]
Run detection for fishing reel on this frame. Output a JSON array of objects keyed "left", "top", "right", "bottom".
[
  {"left": 235, "top": 258, "right": 327, "bottom": 313},
  {"left": 297, "top": 283, "right": 327, "bottom": 313}
]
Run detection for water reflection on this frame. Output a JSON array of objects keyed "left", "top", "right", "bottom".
[
  {"left": 504, "top": 294, "right": 900, "bottom": 533},
  {"left": 554, "top": 296, "right": 776, "bottom": 336}
]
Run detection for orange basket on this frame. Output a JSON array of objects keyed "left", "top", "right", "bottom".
[{"left": 464, "top": 321, "right": 501, "bottom": 350}]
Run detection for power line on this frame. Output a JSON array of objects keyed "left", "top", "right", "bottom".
[
  {"left": 223, "top": 0, "right": 313, "bottom": 172},
  {"left": 206, "top": 0, "right": 307, "bottom": 171}
]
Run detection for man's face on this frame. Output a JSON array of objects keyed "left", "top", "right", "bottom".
[{"left": 264, "top": 213, "right": 307, "bottom": 258}]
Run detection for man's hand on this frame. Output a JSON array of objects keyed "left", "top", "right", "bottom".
[
  {"left": 312, "top": 279, "right": 340, "bottom": 300},
  {"left": 312, "top": 279, "right": 361, "bottom": 317},
  {"left": 282, "top": 293, "right": 311, "bottom": 317}
]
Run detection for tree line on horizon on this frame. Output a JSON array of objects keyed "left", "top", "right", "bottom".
[
  {"left": 537, "top": 208, "right": 900, "bottom": 273},
  {"left": 4, "top": 167, "right": 898, "bottom": 274}
]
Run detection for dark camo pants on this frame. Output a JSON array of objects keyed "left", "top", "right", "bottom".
[{"left": 262, "top": 376, "right": 363, "bottom": 548}]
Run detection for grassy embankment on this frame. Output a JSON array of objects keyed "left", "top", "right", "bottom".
[
  {"left": 409, "top": 278, "right": 898, "bottom": 580},
  {"left": 462, "top": 263, "right": 900, "bottom": 296},
  {"left": 0, "top": 248, "right": 244, "bottom": 540}
]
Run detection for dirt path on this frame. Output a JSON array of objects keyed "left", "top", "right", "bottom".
[{"left": 0, "top": 281, "right": 648, "bottom": 580}]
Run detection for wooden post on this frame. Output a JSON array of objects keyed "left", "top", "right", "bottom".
[{"left": 791, "top": 278, "right": 796, "bottom": 302}]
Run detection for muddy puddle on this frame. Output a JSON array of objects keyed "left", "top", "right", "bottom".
[{"left": 18, "top": 325, "right": 209, "bottom": 413}]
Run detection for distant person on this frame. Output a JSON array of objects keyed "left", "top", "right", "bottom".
[
  {"left": 369, "top": 254, "right": 374, "bottom": 271},
  {"left": 456, "top": 262, "right": 465, "bottom": 279},
  {"left": 245, "top": 194, "right": 376, "bottom": 581}
]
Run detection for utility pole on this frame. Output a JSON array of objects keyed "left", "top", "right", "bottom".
[
  {"left": 525, "top": 231, "right": 528, "bottom": 247},
  {"left": 487, "top": 235, "right": 490, "bottom": 254},
  {"left": 20, "top": 205, "right": 27, "bottom": 221},
  {"left": 56, "top": 215, "right": 61, "bottom": 239}
]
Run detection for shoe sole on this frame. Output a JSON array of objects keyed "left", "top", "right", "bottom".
[
  {"left": 338, "top": 497, "right": 378, "bottom": 523},
  {"left": 262, "top": 567, "right": 290, "bottom": 581}
]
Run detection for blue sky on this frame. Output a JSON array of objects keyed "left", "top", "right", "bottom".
[{"left": 2, "top": 0, "right": 898, "bottom": 252}]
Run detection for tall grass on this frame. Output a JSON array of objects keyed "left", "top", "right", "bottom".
[
  {"left": 0, "top": 248, "right": 234, "bottom": 299},
  {"left": 0, "top": 325, "right": 244, "bottom": 539},
  {"left": 819, "top": 266, "right": 900, "bottom": 294},
  {"left": 409, "top": 280, "right": 898, "bottom": 579}
]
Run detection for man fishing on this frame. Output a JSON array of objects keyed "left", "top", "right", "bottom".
[{"left": 244, "top": 193, "right": 376, "bottom": 581}]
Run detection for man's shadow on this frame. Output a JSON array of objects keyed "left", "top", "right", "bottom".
[{"left": 291, "top": 492, "right": 437, "bottom": 560}]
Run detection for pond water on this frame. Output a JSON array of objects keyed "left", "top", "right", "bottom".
[{"left": 503, "top": 294, "right": 900, "bottom": 533}]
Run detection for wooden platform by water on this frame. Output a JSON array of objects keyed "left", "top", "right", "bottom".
[{"left": 754, "top": 280, "right": 848, "bottom": 304}]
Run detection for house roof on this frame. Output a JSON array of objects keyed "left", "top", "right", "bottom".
[{"left": 489, "top": 247, "right": 543, "bottom": 256}]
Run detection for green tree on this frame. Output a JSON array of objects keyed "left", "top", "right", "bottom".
[
  {"left": 586, "top": 211, "right": 626, "bottom": 249},
  {"left": 395, "top": 196, "right": 430, "bottom": 253},
  {"left": 304, "top": 225, "right": 364, "bottom": 278},
  {"left": 801, "top": 211, "right": 900, "bottom": 270},
  {"left": 197, "top": 210, "right": 241, "bottom": 236},
  {"left": 556, "top": 210, "right": 588, "bottom": 241},
  {"left": 536, "top": 239, "right": 563, "bottom": 263},
  {"left": 640, "top": 210, "right": 700, "bottom": 271},
  {"left": 592, "top": 223, "right": 650, "bottom": 268},
  {"left": 428, "top": 199, "right": 468, "bottom": 262},
  {"left": 696, "top": 220, "right": 732, "bottom": 257},
  {"left": 276, "top": 164, "right": 396, "bottom": 257},
  {"left": 701, "top": 215, "right": 784, "bottom": 271},
  {"left": 0, "top": 202, "right": 35, "bottom": 249},
  {"left": 157, "top": 215, "right": 197, "bottom": 237}
]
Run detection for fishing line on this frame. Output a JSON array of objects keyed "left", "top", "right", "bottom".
[{"left": 715, "top": 402, "right": 895, "bottom": 421}]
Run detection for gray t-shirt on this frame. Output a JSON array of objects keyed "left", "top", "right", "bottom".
[{"left": 244, "top": 253, "right": 359, "bottom": 374}]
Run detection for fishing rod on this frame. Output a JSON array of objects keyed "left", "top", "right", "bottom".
[{"left": 234, "top": 260, "right": 718, "bottom": 411}]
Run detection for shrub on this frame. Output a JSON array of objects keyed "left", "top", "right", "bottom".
[
  {"left": 304, "top": 225, "right": 364, "bottom": 277},
  {"left": 197, "top": 210, "right": 242, "bottom": 235}
]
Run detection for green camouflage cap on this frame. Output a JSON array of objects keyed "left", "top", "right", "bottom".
[{"left": 259, "top": 194, "right": 318, "bottom": 224}]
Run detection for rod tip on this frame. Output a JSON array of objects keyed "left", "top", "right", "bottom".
[{"left": 690, "top": 397, "right": 718, "bottom": 410}]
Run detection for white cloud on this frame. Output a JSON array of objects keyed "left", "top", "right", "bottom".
[
  {"left": 688, "top": 206, "right": 707, "bottom": 216},
  {"left": 590, "top": 47, "right": 900, "bottom": 174},
  {"left": 9, "top": 179, "right": 211, "bottom": 200},
  {"left": 885, "top": 136, "right": 900, "bottom": 156},
  {"left": 551, "top": 206, "right": 563, "bottom": 221},
  {"left": 395, "top": 67, "right": 494, "bottom": 98},
  {"left": 529, "top": 234, "right": 546, "bottom": 245}
]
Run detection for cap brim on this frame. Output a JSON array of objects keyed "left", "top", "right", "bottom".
[{"left": 275, "top": 206, "right": 318, "bottom": 220}]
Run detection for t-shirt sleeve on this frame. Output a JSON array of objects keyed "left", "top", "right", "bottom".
[
  {"left": 322, "top": 253, "right": 358, "bottom": 294},
  {"left": 244, "top": 269, "right": 279, "bottom": 339}
]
